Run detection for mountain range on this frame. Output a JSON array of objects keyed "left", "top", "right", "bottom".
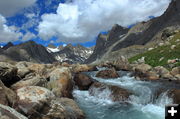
[
  {"left": 0, "top": 0, "right": 180, "bottom": 64},
  {"left": 0, "top": 41, "right": 93, "bottom": 64}
]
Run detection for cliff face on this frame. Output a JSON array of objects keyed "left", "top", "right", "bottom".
[
  {"left": 86, "top": 0, "right": 180, "bottom": 64},
  {"left": 85, "top": 24, "right": 129, "bottom": 63}
]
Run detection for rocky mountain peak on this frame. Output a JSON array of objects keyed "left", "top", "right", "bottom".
[
  {"left": 0, "top": 40, "right": 56, "bottom": 63},
  {"left": 107, "top": 24, "right": 129, "bottom": 41},
  {"left": 2, "top": 42, "right": 14, "bottom": 50},
  {"left": 48, "top": 44, "right": 56, "bottom": 48},
  {"left": 66, "top": 44, "right": 74, "bottom": 49},
  {"left": 58, "top": 45, "right": 64, "bottom": 50}
]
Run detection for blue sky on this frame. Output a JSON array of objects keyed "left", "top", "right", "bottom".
[
  {"left": 0, "top": 0, "right": 171, "bottom": 47},
  {"left": 1, "top": 0, "right": 81, "bottom": 47}
]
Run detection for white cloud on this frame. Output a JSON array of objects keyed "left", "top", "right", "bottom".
[
  {"left": 25, "top": 13, "right": 36, "bottom": 19},
  {"left": 0, "top": 14, "right": 22, "bottom": 43},
  {"left": 38, "top": 0, "right": 171, "bottom": 43},
  {"left": 0, "top": 0, "right": 37, "bottom": 17},
  {"left": 22, "top": 32, "right": 36, "bottom": 41}
]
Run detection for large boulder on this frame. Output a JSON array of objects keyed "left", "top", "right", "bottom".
[
  {"left": 0, "top": 104, "right": 28, "bottom": 119},
  {"left": 0, "top": 62, "right": 19, "bottom": 87},
  {"left": 171, "top": 67, "right": 180, "bottom": 75},
  {"left": 74, "top": 73, "right": 94, "bottom": 90},
  {"left": 42, "top": 98, "right": 85, "bottom": 119},
  {"left": 112, "top": 56, "right": 132, "bottom": 71},
  {"left": 11, "top": 75, "right": 47, "bottom": 90},
  {"left": 133, "top": 64, "right": 160, "bottom": 80},
  {"left": 0, "top": 81, "right": 17, "bottom": 106},
  {"left": 15, "top": 62, "right": 31, "bottom": 78},
  {"left": 171, "top": 67, "right": 180, "bottom": 80},
  {"left": 46, "top": 67, "right": 73, "bottom": 98},
  {"left": 96, "top": 68, "right": 119, "bottom": 79},
  {"left": 89, "top": 82, "right": 132, "bottom": 102},
  {"left": 16, "top": 86, "right": 55, "bottom": 117},
  {"left": 72, "top": 64, "right": 96, "bottom": 73},
  {"left": 144, "top": 71, "right": 160, "bottom": 80},
  {"left": 27, "top": 63, "right": 47, "bottom": 76},
  {"left": 153, "top": 66, "right": 173, "bottom": 79},
  {"left": 134, "top": 64, "right": 152, "bottom": 73}
]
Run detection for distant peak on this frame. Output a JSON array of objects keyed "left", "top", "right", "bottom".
[
  {"left": 2, "top": 42, "right": 14, "bottom": 50},
  {"left": 47, "top": 44, "right": 56, "bottom": 48},
  {"left": 111, "top": 24, "right": 128, "bottom": 32},
  {"left": 66, "top": 44, "right": 74, "bottom": 49},
  {"left": 25, "top": 40, "right": 36, "bottom": 45}
]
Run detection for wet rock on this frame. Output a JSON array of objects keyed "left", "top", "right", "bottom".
[
  {"left": 42, "top": 98, "right": 85, "bottom": 119},
  {"left": 74, "top": 73, "right": 94, "bottom": 90},
  {"left": 0, "top": 62, "right": 20, "bottom": 87},
  {"left": 89, "top": 82, "right": 132, "bottom": 102},
  {"left": 46, "top": 67, "right": 73, "bottom": 98},
  {"left": 168, "top": 89, "right": 180, "bottom": 104},
  {"left": 96, "top": 68, "right": 119, "bottom": 79},
  {"left": 0, "top": 104, "right": 28, "bottom": 119},
  {"left": 0, "top": 81, "right": 17, "bottom": 106},
  {"left": 16, "top": 86, "right": 55, "bottom": 117},
  {"left": 11, "top": 75, "right": 47, "bottom": 90}
]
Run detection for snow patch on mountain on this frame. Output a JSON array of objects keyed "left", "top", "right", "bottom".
[
  {"left": 47, "top": 47, "right": 60, "bottom": 53},
  {"left": 47, "top": 44, "right": 94, "bottom": 63}
]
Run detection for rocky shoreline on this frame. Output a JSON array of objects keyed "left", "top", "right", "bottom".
[{"left": 0, "top": 59, "right": 179, "bottom": 119}]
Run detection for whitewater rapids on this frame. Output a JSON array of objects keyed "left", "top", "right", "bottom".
[{"left": 73, "top": 71, "right": 173, "bottom": 119}]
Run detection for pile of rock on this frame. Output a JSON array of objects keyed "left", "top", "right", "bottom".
[
  {"left": 132, "top": 63, "right": 180, "bottom": 80},
  {"left": 0, "top": 61, "right": 86, "bottom": 119}
]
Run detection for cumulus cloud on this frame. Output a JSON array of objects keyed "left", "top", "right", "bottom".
[
  {"left": 0, "top": 0, "right": 37, "bottom": 17},
  {"left": 38, "top": 0, "right": 171, "bottom": 43},
  {"left": 22, "top": 32, "right": 36, "bottom": 41},
  {"left": 0, "top": 14, "right": 22, "bottom": 43}
]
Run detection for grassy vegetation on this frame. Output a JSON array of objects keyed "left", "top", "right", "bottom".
[{"left": 129, "top": 32, "right": 180, "bottom": 69}]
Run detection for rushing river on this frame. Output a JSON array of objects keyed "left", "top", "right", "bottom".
[{"left": 73, "top": 70, "right": 175, "bottom": 119}]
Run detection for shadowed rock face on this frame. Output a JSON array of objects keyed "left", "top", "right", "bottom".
[
  {"left": 86, "top": 0, "right": 180, "bottom": 63},
  {"left": 85, "top": 25, "right": 129, "bottom": 63},
  {"left": 0, "top": 41, "right": 56, "bottom": 63}
]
